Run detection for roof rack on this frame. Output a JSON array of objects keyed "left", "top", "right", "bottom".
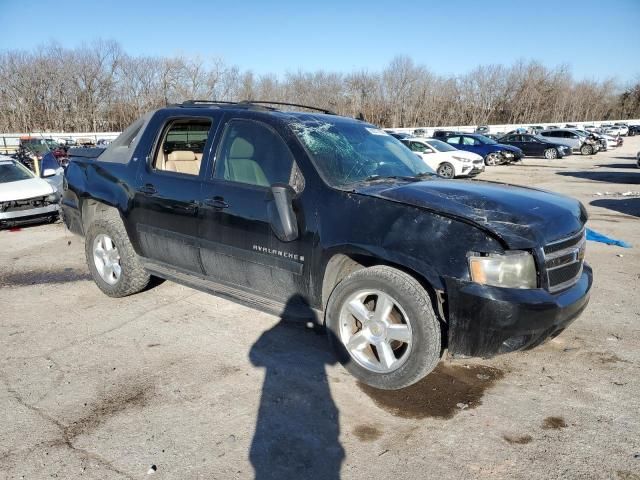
[
  {"left": 240, "top": 100, "right": 336, "bottom": 115},
  {"left": 177, "top": 99, "right": 335, "bottom": 115}
]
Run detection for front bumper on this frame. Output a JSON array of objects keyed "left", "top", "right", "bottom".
[
  {"left": 0, "top": 204, "right": 59, "bottom": 226},
  {"left": 445, "top": 263, "right": 592, "bottom": 358},
  {"left": 462, "top": 162, "right": 485, "bottom": 176},
  {"left": 501, "top": 151, "right": 523, "bottom": 162},
  {"left": 560, "top": 147, "right": 573, "bottom": 157}
]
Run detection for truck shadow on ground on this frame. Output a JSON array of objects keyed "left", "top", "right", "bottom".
[
  {"left": 249, "top": 296, "right": 344, "bottom": 480},
  {"left": 595, "top": 163, "right": 638, "bottom": 169},
  {"left": 556, "top": 171, "right": 640, "bottom": 184},
  {"left": 590, "top": 198, "right": 640, "bottom": 218}
]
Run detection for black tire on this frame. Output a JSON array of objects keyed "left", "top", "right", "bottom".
[
  {"left": 325, "top": 265, "right": 442, "bottom": 390},
  {"left": 544, "top": 148, "right": 558, "bottom": 160},
  {"left": 580, "top": 144, "right": 593, "bottom": 155},
  {"left": 85, "top": 212, "right": 150, "bottom": 297},
  {"left": 436, "top": 162, "right": 455, "bottom": 179}
]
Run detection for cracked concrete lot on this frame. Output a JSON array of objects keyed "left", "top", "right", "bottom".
[{"left": 1, "top": 137, "right": 639, "bottom": 479}]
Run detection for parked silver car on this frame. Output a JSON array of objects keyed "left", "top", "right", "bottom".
[{"left": 538, "top": 129, "right": 599, "bottom": 155}]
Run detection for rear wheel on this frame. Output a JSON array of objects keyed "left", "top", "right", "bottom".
[
  {"left": 436, "top": 162, "right": 455, "bottom": 178},
  {"left": 544, "top": 148, "right": 558, "bottom": 160},
  {"left": 325, "top": 266, "right": 442, "bottom": 390},
  {"left": 580, "top": 144, "right": 594, "bottom": 155},
  {"left": 85, "top": 214, "right": 150, "bottom": 297}
]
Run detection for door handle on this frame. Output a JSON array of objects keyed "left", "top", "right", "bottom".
[
  {"left": 138, "top": 183, "right": 157, "bottom": 195},
  {"left": 203, "top": 197, "right": 229, "bottom": 209}
]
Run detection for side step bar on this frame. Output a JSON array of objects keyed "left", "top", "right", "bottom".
[{"left": 142, "top": 259, "right": 321, "bottom": 323}]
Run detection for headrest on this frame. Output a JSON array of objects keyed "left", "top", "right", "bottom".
[
  {"left": 229, "top": 137, "right": 254, "bottom": 158},
  {"left": 168, "top": 150, "right": 197, "bottom": 162}
]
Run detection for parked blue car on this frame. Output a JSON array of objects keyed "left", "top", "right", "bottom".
[{"left": 444, "top": 134, "right": 524, "bottom": 165}]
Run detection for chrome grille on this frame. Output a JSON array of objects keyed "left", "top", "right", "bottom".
[{"left": 544, "top": 229, "right": 585, "bottom": 293}]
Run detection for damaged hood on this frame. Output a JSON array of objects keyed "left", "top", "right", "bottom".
[
  {"left": 492, "top": 144, "right": 522, "bottom": 154},
  {"left": 356, "top": 179, "right": 587, "bottom": 248},
  {"left": 0, "top": 177, "right": 55, "bottom": 202}
]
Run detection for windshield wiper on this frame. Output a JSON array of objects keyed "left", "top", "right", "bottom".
[
  {"left": 362, "top": 174, "right": 419, "bottom": 183},
  {"left": 412, "top": 172, "right": 436, "bottom": 179}
]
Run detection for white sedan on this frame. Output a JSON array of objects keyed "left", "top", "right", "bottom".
[
  {"left": 0, "top": 156, "right": 60, "bottom": 228},
  {"left": 604, "top": 126, "right": 623, "bottom": 137},
  {"left": 401, "top": 138, "right": 485, "bottom": 178}
]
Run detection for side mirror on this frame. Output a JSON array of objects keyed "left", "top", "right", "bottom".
[
  {"left": 267, "top": 184, "right": 299, "bottom": 242},
  {"left": 423, "top": 148, "right": 434, "bottom": 154},
  {"left": 42, "top": 168, "right": 57, "bottom": 177}
]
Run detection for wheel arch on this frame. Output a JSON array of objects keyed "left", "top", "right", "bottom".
[
  {"left": 319, "top": 248, "right": 446, "bottom": 323},
  {"left": 81, "top": 199, "right": 122, "bottom": 234},
  {"left": 437, "top": 161, "right": 457, "bottom": 178}
]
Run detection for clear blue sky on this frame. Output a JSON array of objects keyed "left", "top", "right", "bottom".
[{"left": 1, "top": 0, "right": 638, "bottom": 82}]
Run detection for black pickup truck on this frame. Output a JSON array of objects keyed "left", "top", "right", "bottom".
[{"left": 62, "top": 101, "right": 592, "bottom": 390}]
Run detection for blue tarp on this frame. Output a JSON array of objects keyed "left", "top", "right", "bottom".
[{"left": 586, "top": 228, "right": 632, "bottom": 248}]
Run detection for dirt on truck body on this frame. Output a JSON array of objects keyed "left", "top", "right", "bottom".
[{"left": 61, "top": 100, "right": 592, "bottom": 390}]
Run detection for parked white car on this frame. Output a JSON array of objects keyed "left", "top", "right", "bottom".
[
  {"left": 604, "top": 126, "right": 623, "bottom": 136},
  {"left": 401, "top": 138, "right": 485, "bottom": 178},
  {"left": 600, "top": 134, "right": 619, "bottom": 150},
  {"left": 0, "top": 156, "right": 60, "bottom": 228},
  {"left": 613, "top": 123, "right": 629, "bottom": 136}
]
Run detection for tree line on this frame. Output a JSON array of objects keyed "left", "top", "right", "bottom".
[{"left": 0, "top": 41, "right": 638, "bottom": 133}]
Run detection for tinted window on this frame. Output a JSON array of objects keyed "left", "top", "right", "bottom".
[
  {"left": 214, "top": 120, "right": 296, "bottom": 187},
  {"left": 409, "top": 141, "right": 429, "bottom": 153},
  {"left": 427, "top": 139, "right": 457, "bottom": 152}
]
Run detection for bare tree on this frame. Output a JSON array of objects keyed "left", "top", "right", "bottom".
[{"left": 0, "top": 41, "right": 637, "bottom": 133}]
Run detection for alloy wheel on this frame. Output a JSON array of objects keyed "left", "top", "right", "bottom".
[
  {"left": 338, "top": 290, "right": 413, "bottom": 374},
  {"left": 437, "top": 163, "right": 454, "bottom": 178},
  {"left": 92, "top": 234, "right": 122, "bottom": 285},
  {"left": 485, "top": 153, "right": 500, "bottom": 166}
]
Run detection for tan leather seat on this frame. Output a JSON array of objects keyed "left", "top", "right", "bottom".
[
  {"left": 225, "top": 137, "right": 269, "bottom": 186},
  {"left": 165, "top": 150, "right": 200, "bottom": 175}
]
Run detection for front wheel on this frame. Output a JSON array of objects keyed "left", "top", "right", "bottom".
[
  {"left": 485, "top": 152, "right": 501, "bottom": 166},
  {"left": 436, "top": 162, "right": 455, "bottom": 179},
  {"left": 325, "top": 266, "right": 442, "bottom": 390},
  {"left": 85, "top": 214, "right": 151, "bottom": 297},
  {"left": 580, "top": 144, "right": 594, "bottom": 155},
  {"left": 544, "top": 148, "right": 558, "bottom": 160}
]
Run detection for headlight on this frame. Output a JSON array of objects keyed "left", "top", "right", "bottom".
[
  {"left": 46, "top": 193, "right": 58, "bottom": 202},
  {"left": 452, "top": 156, "right": 471, "bottom": 162},
  {"left": 468, "top": 251, "right": 537, "bottom": 289}
]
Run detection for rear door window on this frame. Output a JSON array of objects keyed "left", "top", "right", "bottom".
[{"left": 153, "top": 118, "right": 213, "bottom": 176}]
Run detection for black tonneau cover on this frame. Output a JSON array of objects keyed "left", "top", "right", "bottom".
[{"left": 67, "top": 147, "right": 105, "bottom": 159}]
